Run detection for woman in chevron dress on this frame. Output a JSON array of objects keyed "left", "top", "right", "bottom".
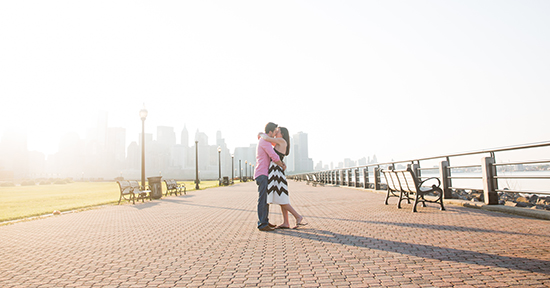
[{"left": 260, "top": 127, "right": 307, "bottom": 229}]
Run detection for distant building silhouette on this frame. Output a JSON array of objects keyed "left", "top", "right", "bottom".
[
  {"left": 290, "top": 131, "right": 313, "bottom": 173},
  {"left": 0, "top": 112, "right": 330, "bottom": 181}
]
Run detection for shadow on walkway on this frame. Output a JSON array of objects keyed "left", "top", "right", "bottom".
[
  {"left": 278, "top": 227, "right": 550, "bottom": 274},
  {"left": 308, "top": 215, "right": 549, "bottom": 238}
]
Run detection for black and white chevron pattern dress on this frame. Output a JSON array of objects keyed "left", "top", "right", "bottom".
[{"left": 267, "top": 150, "right": 289, "bottom": 205}]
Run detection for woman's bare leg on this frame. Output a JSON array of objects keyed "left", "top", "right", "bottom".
[
  {"left": 280, "top": 204, "right": 303, "bottom": 226},
  {"left": 279, "top": 205, "right": 290, "bottom": 228}
]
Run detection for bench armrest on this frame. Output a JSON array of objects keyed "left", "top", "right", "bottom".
[
  {"left": 419, "top": 177, "right": 441, "bottom": 188},
  {"left": 122, "top": 187, "right": 134, "bottom": 194}
]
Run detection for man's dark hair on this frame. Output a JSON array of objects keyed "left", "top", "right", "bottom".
[{"left": 265, "top": 122, "right": 278, "bottom": 134}]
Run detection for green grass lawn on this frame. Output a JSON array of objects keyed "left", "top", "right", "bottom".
[{"left": 0, "top": 180, "right": 222, "bottom": 222}]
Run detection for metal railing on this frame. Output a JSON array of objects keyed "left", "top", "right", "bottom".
[{"left": 289, "top": 141, "right": 550, "bottom": 204}]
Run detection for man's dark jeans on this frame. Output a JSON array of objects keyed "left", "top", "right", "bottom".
[{"left": 256, "top": 175, "right": 270, "bottom": 229}]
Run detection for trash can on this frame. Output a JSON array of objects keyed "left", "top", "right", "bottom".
[{"left": 148, "top": 176, "right": 163, "bottom": 199}]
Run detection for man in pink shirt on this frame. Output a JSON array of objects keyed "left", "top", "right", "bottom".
[{"left": 254, "top": 122, "right": 286, "bottom": 231}]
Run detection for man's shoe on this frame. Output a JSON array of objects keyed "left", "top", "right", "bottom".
[
  {"left": 268, "top": 223, "right": 277, "bottom": 228},
  {"left": 259, "top": 225, "right": 275, "bottom": 231}
]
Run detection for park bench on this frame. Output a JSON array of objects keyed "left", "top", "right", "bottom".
[
  {"left": 164, "top": 179, "right": 186, "bottom": 196},
  {"left": 305, "top": 174, "right": 324, "bottom": 187},
  {"left": 305, "top": 174, "right": 316, "bottom": 186},
  {"left": 129, "top": 180, "right": 152, "bottom": 203},
  {"left": 382, "top": 169, "right": 407, "bottom": 206},
  {"left": 312, "top": 174, "right": 325, "bottom": 187},
  {"left": 117, "top": 180, "right": 151, "bottom": 204},
  {"left": 382, "top": 168, "right": 445, "bottom": 212}
]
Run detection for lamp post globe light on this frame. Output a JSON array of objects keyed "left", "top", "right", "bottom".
[
  {"left": 139, "top": 106, "right": 148, "bottom": 190},
  {"left": 218, "top": 146, "right": 222, "bottom": 186}
]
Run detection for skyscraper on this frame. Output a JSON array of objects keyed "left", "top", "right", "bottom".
[
  {"left": 291, "top": 132, "right": 313, "bottom": 173},
  {"left": 181, "top": 125, "right": 189, "bottom": 147}
]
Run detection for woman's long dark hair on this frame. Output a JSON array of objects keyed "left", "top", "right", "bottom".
[{"left": 280, "top": 127, "right": 290, "bottom": 156}]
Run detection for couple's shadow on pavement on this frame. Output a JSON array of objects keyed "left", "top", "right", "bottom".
[{"left": 277, "top": 226, "right": 550, "bottom": 275}]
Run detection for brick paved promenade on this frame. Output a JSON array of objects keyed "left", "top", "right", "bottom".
[{"left": 1, "top": 181, "right": 549, "bottom": 287}]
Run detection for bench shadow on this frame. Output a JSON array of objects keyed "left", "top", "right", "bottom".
[
  {"left": 367, "top": 220, "right": 549, "bottom": 237},
  {"left": 307, "top": 215, "right": 549, "bottom": 238},
  {"left": 129, "top": 201, "right": 161, "bottom": 210},
  {"left": 128, "top": 194, "right": 196, "bottom": 208},
  {"left": 278, "top": 228, "right": 550, "bottom": 275}
]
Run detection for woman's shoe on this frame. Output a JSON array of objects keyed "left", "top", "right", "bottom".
[{"left": 293, "top": 216, "right": 308, "bottom": 229}]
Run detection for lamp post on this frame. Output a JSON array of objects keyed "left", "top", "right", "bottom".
[
  {"left": 139, "top": 106, "right": 148, "bottom": 189},
  {"left": 218, "top": 146, "right": 222, "bottom": 186},
  {"left": 239, "top": 160, "right": 242, "bottom": 182},
  {"left": 195, "top": 140, "right": 200, "bottom": 190},
  {"left": 245, "top": 160, "right": 248, "bottom": 182},
  {"left": 231, "top": 154, "right": 234, "bottom": 184}
]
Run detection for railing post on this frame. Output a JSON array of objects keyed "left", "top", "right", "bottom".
[
  {"left": 408, "top": 163, "right": 419, "bottom": 176},
  {"left": 345, "top": 169, "right": 349, "bottom": 186},
  {"left": 373, "top": 167, "right": 381, "bottom": 190},
  {"left": 342, "top": 169, "right": 348, "bottom": 186},
  {"left": 439, "top": 161, "right": 452, "bottom": 199},
  {"left": 481, "top": 157, "right": 499, "bottom": 205},
  {"left": 344, "top": 169, "right": 348, "bottom": 186},
  {"left": 355, "top": 168, "right": 361, "bottom": 187},
  {"left": 363, "top": 168, "right": 369, "bottom": 189}
]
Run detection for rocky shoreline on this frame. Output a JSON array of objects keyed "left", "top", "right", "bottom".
[{"left": 452, "top": 189, "right": 550, "bottom": 211}]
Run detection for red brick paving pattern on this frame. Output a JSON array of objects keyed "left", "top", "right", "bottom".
[{"left": 1, "top": 181, "right": 549, "bottom": 287}]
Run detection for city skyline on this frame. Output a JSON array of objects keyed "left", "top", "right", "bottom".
[{"left": 0, "top": 113, "right": 321, "bottom": 180}]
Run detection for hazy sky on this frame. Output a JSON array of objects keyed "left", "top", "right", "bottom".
[{"left": 1, "top": 1, "right": 549, "bottom": 165}]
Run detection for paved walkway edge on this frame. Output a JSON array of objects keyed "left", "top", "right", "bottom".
[{"left": 446, "top": 199, "right": 550, "bottom": 220}]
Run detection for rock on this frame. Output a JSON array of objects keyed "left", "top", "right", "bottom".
[
  {"left": 516, "top": 197, "right": 529, "bottom": 203},
  {"left": 537, "top": 197, "right": 550, "bottom": 205},
  {"left": 515, "top": 201, "right": 533, "bottom": 208}
]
